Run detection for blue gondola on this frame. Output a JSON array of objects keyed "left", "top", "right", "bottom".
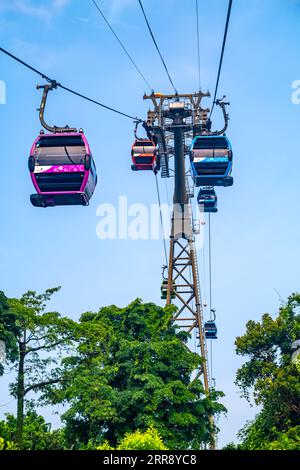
[
  {"left": 190, "top": 135, "right": 233, "bottom": 187},
  {"left": 204, "top": 321, "right": 218, "bottom": 340},
  {"left": 197, "top": 188, "right": 218, "bottom": 213}
]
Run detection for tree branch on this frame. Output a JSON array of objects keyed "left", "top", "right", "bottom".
[
  {"left": 25, "top": 336, "right": 74, "bottom": 355},
  {"left": 24, "top": 378, "right": 64, "bottom": 395}
]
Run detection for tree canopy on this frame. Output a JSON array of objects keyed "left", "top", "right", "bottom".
[
  {"left": 234, "top": 293, "right": 300, "bottom": 450},
  {"left": 0, "top": 411, "right": 66, "bottom": 450},
  {"left": 0, "top": 291, "right": 19, "bottom": 375},
  {"left": 0, "top": 289, "right": 225, "bottom": 450},
  {"left": 0, "top": 288, "right": 78, "bottom": 447},
  {"left": 97, "top": 426, "right": 168, "bottom": 450},
  {"left": 48, "top": 299, "right": 225, "bottom": 449}
]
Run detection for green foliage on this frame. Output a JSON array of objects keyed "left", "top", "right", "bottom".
[
  {"left": 8, "top": 287, "right": 78, "bottom": 401},
  {"left": 0, "top": 291, "right": 20, "bottom": 375},
  {"left": 0, "top": 287, "right": 79, "bottom": 447},
  {"left": 294, "top": 356, "right": 300, "bottom": 373},
  {"left": 237, "top": 412, "right": 276, "bottom": 450},
  {"left": 235, "top": 294, "right": 300, "bottom": 449},
  {"left": 0, "top": 437, "right": 18, "bottom": 450},
  {"left": 97, "top": 427, "right": 168, "bottom": 450},
  {"left": 221, "top": 442, "right": 242, "bottom": 450},
  {"left": 266, "top": 426, "right": 300, "bottom": 450},
  {"left": 1, "top": 290, "right": 226, "bottom": 450},
  {"left": 237, "top": 416, "right": 300, "bottom": 450},
  {"left": 0, "top": 412, "right": 66, "bottom": 450},
  {"left": 117, "top": 427, "right": 168, "bottom": 450},
  {"left": 49, "top": 299, "right": 225, "bottom": 450},
  {"left": 96, "top": 440, "right": 114, "bottom": 450}
]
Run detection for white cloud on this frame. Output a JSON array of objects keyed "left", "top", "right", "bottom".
[
  {"left": 10, "top": 37, "right": 62, "bottom": 70},
  {"left": 73, "top": 16, "right": 89, "bottom": 24},
  {"left": 0, "top": 0, "right": 72, "bottom": 22},
  {"left": 53, "top": 0, "right": 71, "bottom": 9},
  {"left": 0, "top": 0, "right": 51, "bottom": 21},
  {"left": 109, "top": 0, "right": 135, "bottom": 23}
]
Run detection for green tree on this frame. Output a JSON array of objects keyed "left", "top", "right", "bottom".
[
  {"left": 50, "top": 300, "right": 225, "bottom": 449},
  {"left": 235, "top": 293, "right": 300, "bottom": 449},
  {"left": 4, "top": 288, "right": 77, "bottom": 447},
  {"left": 117, "top": 427, "right": 168, "bottom": 450},
  {"left": 0, "top": 411, "right": 66, "bottom": 450},
  {"left": 0, "top": 291, "right": 19, "bottom": 376},
  {"left": 237, "top": 415, "right": 300, "bottom": 450},
  {"left": 0, "top": 437, "right": 17, "bottom": 450},
  {"left": 266, "top": 426, "right": 300, "bottom": 450},
  {"left": 97, "top": 427, "right": 168, "bottom": 450}
]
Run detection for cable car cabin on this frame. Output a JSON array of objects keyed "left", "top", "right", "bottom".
[
  {"left": 197, "top": 188, "right": 218, "bottom": 213},
  {"left": 28, "top": 132, "right": 97, "bottom": 207},
  {"left": 190, "top": 135, "right": 233, "bottom": 187},
  {"left": 161, "top": 281, "right": 176, "bottom": 300},
  {"left": 204, "top": 321, "right": 217, "bottom": 340},
  {"left": 131, "top": 139, "right": 157, "bottom": 172}
]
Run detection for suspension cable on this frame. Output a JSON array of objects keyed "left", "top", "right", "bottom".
[
  {"left": 0, "top": 46, "right": 142, "bottom": 122},
  {"left": 208, "top": 213, "right": 212, "bottom": 315},
  {"left": 59, "top": 84, "right": 140, "bottom": 120},
  {"left": 208, "top": 213, "right": 213, "bottom": 379},
  {"left": 137, "top": 0, "right": 177, "bottom": 94},
  {"left": 195, "top": 0, "right": 201, "bottom": 91},
  {"left": 91, "top": 0, "right": 153, "bottom": 91},
  {"left": 188, "top": 262, "right": 197, "bottom": 356},
  {"left": 210, "top": 0, "right": 233, "bottom": 118},
  {"left": 155, "top": 173, "right": 168, "bottom": 267},
  {"left": 164, "top": 178, "right": 171, "bottom": 208},
  {"left": 202, "top": 237, "right": 207, "bottom": 307}
]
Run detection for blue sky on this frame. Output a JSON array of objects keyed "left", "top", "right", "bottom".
[{"left": 0, "top": 0, "right": 300, "bottom": 448}]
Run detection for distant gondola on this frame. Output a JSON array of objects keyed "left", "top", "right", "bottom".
[
  {"left": 161, "top": 280, "right": 176, "bottom": 300},
  {"left": 204, "top": 320, "right": 218, "bottom": 340},
  {"left": 131, "top": 139, "right": 157, "bottom": 172},
  {"left": 190, "top": 135, "right": 233, "bottom": 187},
  {"left": 197, "top": 188, "right": 218, "bottom": 213}
]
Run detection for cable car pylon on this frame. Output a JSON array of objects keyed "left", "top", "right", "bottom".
[{"left": 143, "top": 91, "right": 225, "bottom": 449}]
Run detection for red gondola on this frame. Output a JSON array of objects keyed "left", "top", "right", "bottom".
[{"left": 131, "top": 139, "right": 157, "bottom": 172}]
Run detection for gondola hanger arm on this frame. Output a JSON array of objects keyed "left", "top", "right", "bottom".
[
  {"left": 210, "top": 308, "right": 217, "bottom": 322},
  {"left": 37, "top": 83, "right": 77, "bottom": 133},
  {"left": 210, "top": 97, "right": 230, "bottom": 136},
  {"left": 133, "top": 120, "right": 155, "bottom": 142}
]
